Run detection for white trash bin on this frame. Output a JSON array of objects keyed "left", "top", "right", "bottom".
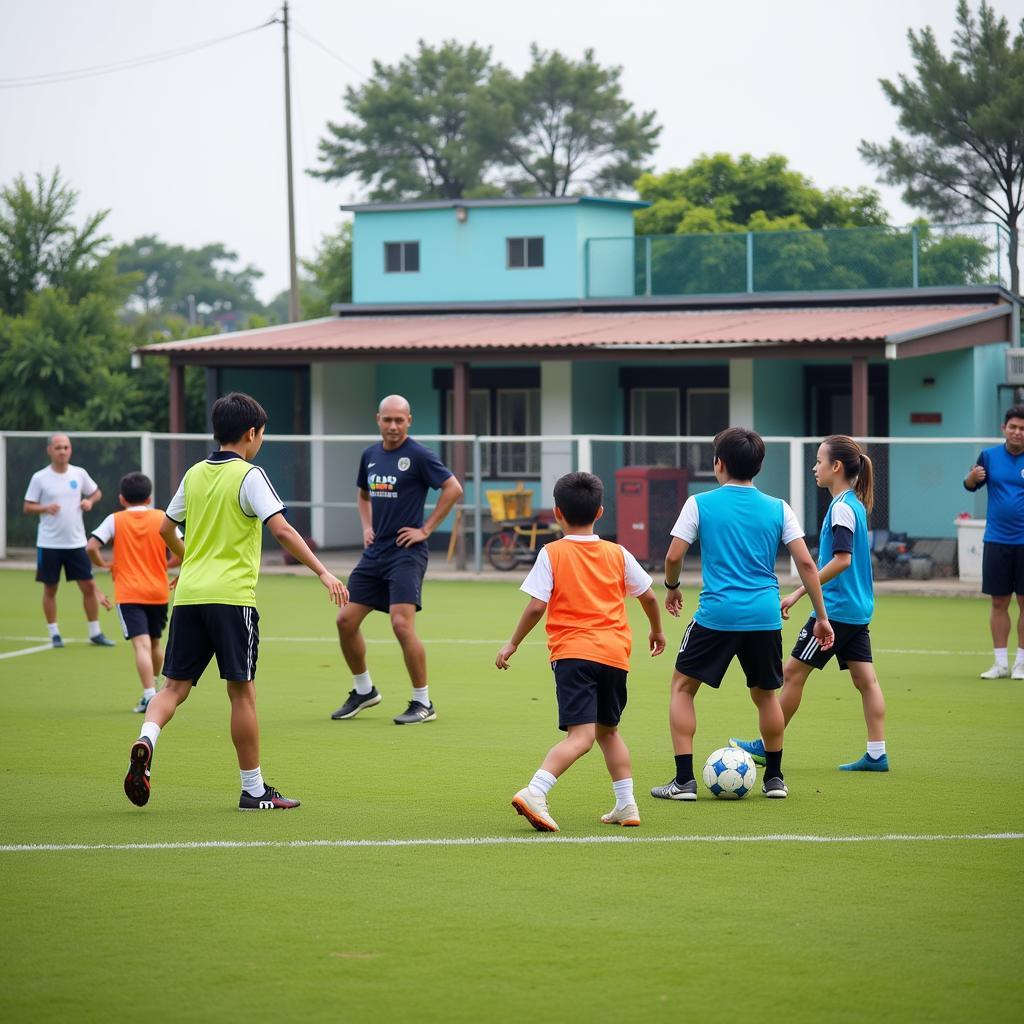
[{"left": 955, "top": 518, "right": 985, "bottom": 582}]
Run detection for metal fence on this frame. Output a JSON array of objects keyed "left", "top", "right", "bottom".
[
  {"left": 2, "top": 431, "right": 998, "bottom": 577},
  {"left": 586, "top": 222, "right": 1011, "bottom": 298}
]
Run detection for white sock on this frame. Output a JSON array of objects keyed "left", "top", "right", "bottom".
[
  {"left": 47, "top": 622, "right": 60, "bottom": 638},
  {"left": 995, "top": 648, "right": 1009, "bottom": 668},
  {"left": 240, "top": 766, "right": 265, "bottom": 797},
  {"left": 87, "top": 620, "right": 101, "bottom": 639},
  {"left": 140, "top": 722, "right": 160, "bottom": 747},
  {"left": 866, "top": 741, "right": 886, "bottom": 759},
  {"left": 612, "top": 777, "right": 635, "bottom": 810},
  {"left": 143, "top": 687, "right": 156, "bottom": 700},
  {"left": 412, "top": 686, "right": 429, "bottom": 707},
  {"left": 353, "top": 671, "right": 373, "bottom": 696},
  {"left": 1016, "top": 648, "right": 1024, "bottom": 667},
  {"left": 528, "top": 769, "right": 557, "bottom": 797}
]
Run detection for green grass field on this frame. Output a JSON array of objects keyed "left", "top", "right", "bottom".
[{"left": 1, "top": 568, "right": 1021, "bottom": 1022}]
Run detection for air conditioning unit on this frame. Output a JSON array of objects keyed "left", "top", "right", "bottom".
[{"left": 1007, "top": 348, "right": 1024, "bottom": 385}]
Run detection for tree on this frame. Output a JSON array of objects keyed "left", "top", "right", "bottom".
[
  {"left": 860, "top": 1, "right": 1024, "bottom": 292},
  {"left": 269, "top": 223, "right": 353, "bottom": 322},
  {"left": 114, "top": 235, "right": 266, "bottom": 329},
  {"left": 485, "top": 46, "right": 660, "bottom": 196},
  {"left": 313, "top": 40, "right": 498, "bottom": 200},
  {"left": 0, "top": 170, "right": 113, "bottom": 317},
  {"left": 634, "top": 153, "right": 889, "bottom": 235}
]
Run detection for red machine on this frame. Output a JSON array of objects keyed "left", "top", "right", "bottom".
[{"left": 615, "top": 467, "right": 689, "bottom": 565}]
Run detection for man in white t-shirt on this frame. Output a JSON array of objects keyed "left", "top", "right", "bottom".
[{"left": 23, "top": 433, "right": 115, "bottom": 648}]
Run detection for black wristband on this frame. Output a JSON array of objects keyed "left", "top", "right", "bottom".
[{"left": 664, "top": 580, "right": 680, "bottom": 590}]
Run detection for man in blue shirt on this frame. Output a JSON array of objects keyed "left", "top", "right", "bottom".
[
  {"left": 331, "top": 395, "right": 463, "bottom": 724},
  {"left": 964, "top": 405, "right": 1024, "bottom": 679}
]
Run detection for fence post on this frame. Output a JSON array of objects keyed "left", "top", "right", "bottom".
[
  {"left": 746, "top": 232, "right": 754, "bottom": 293},
  {"left": 0, "top": 434, "right": 6, "bottom": 560},
  {"left": 577, "top": 436, "right": 593, "bottom": 474},
  {"left": 140, "top": 433, "right": 155, "bottom": 497},
  {"left": 911, "top": 226, "right": 919, "bottom": 288},
  {"left": 788, "top": 439, "right": 805, "bottom": 579},
  {"left": 473, "top": 437, "right": 482, "bottom": 573},
  {"left": 644, "top": 236, "right": 652, "bottom": 296}
]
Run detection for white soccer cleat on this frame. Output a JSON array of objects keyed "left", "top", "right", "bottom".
[
  {"left": 979, "top": 664, "right": 1010, "bottom": 679},
  {"left": 512, "top": 787, "right": 559, "bottom": 832},
  {"left": 1013, "top": 663, "right": 1024, "bottom": 681},
  {"left": 601, "top": 803, "right": 640, "bottom": 827}
]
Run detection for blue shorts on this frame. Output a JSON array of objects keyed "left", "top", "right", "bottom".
[
  {"left": 36, "top": 547, "right": 93, "bottom": 584},
  {"left": 347, "top": 546, "right": 428, "bottom": 612}
]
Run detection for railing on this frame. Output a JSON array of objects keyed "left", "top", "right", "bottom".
[
  {"left": 2, "top": 431, "right": 999, "bottom": 576},
  {"left": 585, "top": 222, "right": 1012, "bottom": 298}
]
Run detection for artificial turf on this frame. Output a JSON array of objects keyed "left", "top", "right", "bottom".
[{"left": 0, "top": 569, "right": 1020, "bottom": 1022}]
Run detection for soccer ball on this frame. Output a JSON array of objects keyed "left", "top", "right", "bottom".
[{"left": 702, "top": 746, "right": 757, "bottom": 798}]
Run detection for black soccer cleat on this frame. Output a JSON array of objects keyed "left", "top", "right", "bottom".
[
  {"left": 124, "top": 736, "right": 153, "bottom": 807},
  {"left": 51, "top": 634, "right": 64, "bottom": 649},
  {"left": 90, "top": 633, "right": 116, "bottom": 647},
  {"left": 331, "top": 687, "right": 382, "bottom": 720},
  {"left": 393, "top": 700, "right": 437, "bottom": 725},
  {"left": 238, "top": 785, "right": 301, "bottom": 810},
  {"left": 762, "top": 776, "right": 789, "bottom": 799}
]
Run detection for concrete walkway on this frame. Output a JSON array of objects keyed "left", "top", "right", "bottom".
[{"left": 0, "top": 548, "right": 984, "bottom": 598}]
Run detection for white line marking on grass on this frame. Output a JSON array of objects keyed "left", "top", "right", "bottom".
[
  {"left": 0, "top": 643, "right": 56, "bottom": 660},
  {"left": 2, "top": 833, "right": 1020, "bottom": 853}
]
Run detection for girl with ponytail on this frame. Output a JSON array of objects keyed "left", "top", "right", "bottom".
[{"left": 731, "top": 434, "right": 889, "bottom": 772}]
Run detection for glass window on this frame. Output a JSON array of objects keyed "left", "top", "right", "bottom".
[
  {"left": 507, "top": 237, "right": 544, "bottom": 269},
  {"left": 629, "top": 388, "right": 679, "bottom": 466},
  {"left": 687, "top": 388, "right": 730, "bottom": 476},
  {"left": 496, "top": 389, "right": 540, "bottom": 476},
  {"left": 444, "top": 389, "right": 491, "bottom": 475},
  {"left": 384, "top": 241, "right": 419, "bottom": 273}
]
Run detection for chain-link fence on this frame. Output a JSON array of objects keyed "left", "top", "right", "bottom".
[
  {"left": 1, "top": 432, "right": 998, "bottom": 578},
  {"left": 586, "top": 222, "right": 1010, "bottom": 298}
]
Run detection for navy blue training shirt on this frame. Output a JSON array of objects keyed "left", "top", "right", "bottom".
[
  {"left": 968, "top": 443, "right": 1024, "bottom": 545},
  {"left": 357, "top": 438, "right": 453, "bottom": 556}
]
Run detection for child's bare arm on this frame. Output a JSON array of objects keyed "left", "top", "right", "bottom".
[
  {"left": 267, "top": 514, "right": 348, "bottom": 606},
  {"left": 636, "top": 588, "right": 666, "bottom": 656},
  {"left": 780, "top": 552, "right": 851, "bottom": 618},
  {"left": 663, "top": 536, "right": 689, "bottom": 618},
  {"left": 496, "top": 598, "right": 547, "bottom": 670},
  {"left": 85, "top": 537, "right": 112, "bottom": 570},
  {"left": 159, "top": 516, "right": 185, "bottom": 560},
  {"left": 786, "top": 537, "right": 834, "bottom": 649}
]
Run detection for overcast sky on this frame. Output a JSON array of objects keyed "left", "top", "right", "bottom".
[{"left": 3, "top": 0, "right": 1019, "bottom": 303}]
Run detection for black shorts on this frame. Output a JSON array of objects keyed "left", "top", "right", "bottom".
[
  {"left": 116, "top": 603, "right": 169, "bottom": 640},
  {"left": 347, "top": 547, "right": 428, "bottom": 612},
  {"left": 790, "top": 616, "right": 872, "bottom": 670},
  {"left": 552, "top": 658, "right": 628, "bottom": 731},
  {"left": 36, "top": 547, "right": 93, "bottom": 584},
  {"left": 982, "top": 542, "right": 1024, "bottom": 596},
  {"left": 162, "top": 604, "right": 259, "bottom": 685},
  {"left": 674, "top": 620, "right": 783, "bottom": 690}
]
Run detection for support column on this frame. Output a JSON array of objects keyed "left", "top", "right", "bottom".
[
  {"left": 541, "top": 361, "right": 573, "bottom": 508},
  {"left": 851, "top": 356, "right": 869, "bottom": 437},
  {"left": 729, "top": 358, "right": 755, "bottom": 428},
  {"left": 169, "top": 363, "right": 186, "bottom": 490},
  {"left": 451, "top": 361, "right": 470, "bottom": 570}
]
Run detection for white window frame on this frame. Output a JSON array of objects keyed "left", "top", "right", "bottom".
[
  {"left": 629, "top": 387, "right": 680, "bottom": 467},
  {"left": 445, "top": 388, "right": 491, "bottom": 476},
  {"left": 496, "top": 388, "right": 540, "bottom": 477},
  {"left": 384, "top": 241, "right": 420, "bottom": 273}
]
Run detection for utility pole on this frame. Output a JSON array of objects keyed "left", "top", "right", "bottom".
[{"left": 282, "top": 1, "right": 301, "bottom": 322}]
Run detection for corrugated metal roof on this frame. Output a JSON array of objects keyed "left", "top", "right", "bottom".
[{"left": 139, "top": 304, "right": 1000, "bottom": 357}]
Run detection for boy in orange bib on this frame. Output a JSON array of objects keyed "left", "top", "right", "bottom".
[
  {"left": 87, "top": 473, "right": 180, "bottom": 712},
  {"left": 495, "top": 472, "right": 666, "bottom": 831}
]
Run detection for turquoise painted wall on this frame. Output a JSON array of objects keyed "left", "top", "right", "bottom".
[{"left": 352, "top": 202, "right": 638, "bottom": 304}]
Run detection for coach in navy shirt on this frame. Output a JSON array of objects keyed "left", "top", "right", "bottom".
[
  {"left": 964, "top": 404, "right": 1024, "bottom": 679},
  {"left": 332, "top": 395, "right": 463, "bottom": 724}
]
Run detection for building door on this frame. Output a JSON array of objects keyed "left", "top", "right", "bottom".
[{"left": 805, "top": 365, "right": 890, "bottom": 530}]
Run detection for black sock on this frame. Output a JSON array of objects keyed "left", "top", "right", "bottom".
[
  {"left": 765, "top": 749, "right": 783, "bottom": 782},
  {"left": 674, "top": 754, "right": 694, "bottom": 786}
]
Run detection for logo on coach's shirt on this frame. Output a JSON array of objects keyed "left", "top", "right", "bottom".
[
  {"left": 70, "top": 480, "right": 78, "bottom": 489},
  {"left": 398, "top": 457, "right": 410, "bottom": 472},
  {"left": 367, "top": 472, "right": 399, "bottom": 498}
]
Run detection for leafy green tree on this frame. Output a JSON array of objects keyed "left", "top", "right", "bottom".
[
  {"left": 0, "top": 170, "right": 113, "bottom": 317},
  {"left": 860, "top": 1, "right": 1024, "bottom": 292},
  {"left": 269, "top": 223, "right": 353, "bottom": 322},
  {"left": 485, "top": 46, "right": 660, "bottom": 196},
  {"left": 114, "top": 235, "right": 266, "bottom": 328},
  {"left": 313, "top": 40, "right": 498, "bottom": 200}
]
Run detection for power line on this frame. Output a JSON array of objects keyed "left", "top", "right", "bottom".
[
  {"left": 290, "top": 22, "right": 368, "bottom": 80},
  {"left": 0, "top": 21, "right": 276, "bottom": 90}
]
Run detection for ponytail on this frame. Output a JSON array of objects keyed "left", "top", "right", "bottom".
[{"left": 823, "top": 434, "right": 874, "bottom": 515}]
